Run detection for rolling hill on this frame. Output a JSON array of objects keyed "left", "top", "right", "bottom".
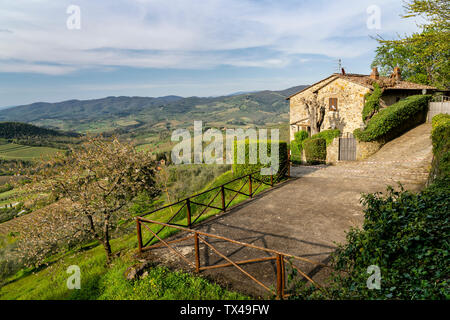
[
  {"left": 0, "top": 122, "right": 79, "bottom": 139},
  {"left": 0, "top": 86, "right": 307, "bottom": 134}
]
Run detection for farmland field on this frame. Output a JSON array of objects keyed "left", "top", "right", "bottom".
[{"left": 0, "top": 143, "right": 62, "bottom": 160}]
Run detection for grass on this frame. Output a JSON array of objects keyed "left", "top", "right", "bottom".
[
  {"left": 0, "top": 143, "right": 62, "bottom": 161},
  {"left": 0, "top": 230, "right": 248, "bottom": 300}
]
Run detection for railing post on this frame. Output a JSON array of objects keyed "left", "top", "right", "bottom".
[
  {"left": 276, "top": 254, "right": 285, "bottom": 299},
  {"left": 249, "top": 174, "right": 253, "bottom": 198},
  {"left": 186, "top": 198, "right": 192, "bottom": 228},
  {"left": 287, "top": 153, "right": 291, "bottom": 178},
  {"left": 194, "top": 232, "right": 200, "bottom": 273},
  {"left": 221, "top": 185, "right": 226, "bottom": 211},
  {"left": 136, "top": 218, "right": 143, "bottom": 253}
]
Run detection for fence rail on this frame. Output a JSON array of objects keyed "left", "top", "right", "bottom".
[{"left": 136, "top": 216, "right": 329, "bottom": 299}]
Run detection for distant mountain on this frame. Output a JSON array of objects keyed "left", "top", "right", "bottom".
[
  {"left": 0, "top": 106, "right": 15, "bottom": 111},
  {"left": 0, "top": 86, "right": 308, "bottom": 133}
]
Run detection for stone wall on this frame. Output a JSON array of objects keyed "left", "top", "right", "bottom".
[
  {"left": 356, "top": 140, "right": 384, "bottom": 160},
  {"left": 326, "top": 137, "right": 339, "bottom": 163},
  {"left": 290, "top": 77, "right": 371, "bottom": 141}
]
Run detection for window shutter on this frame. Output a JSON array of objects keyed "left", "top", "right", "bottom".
[{"left": 329, "top": 98, "right": 338, "bottom": 111}]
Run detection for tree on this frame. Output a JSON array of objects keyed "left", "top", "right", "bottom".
[
  {"left": 22, "top": 137, "right": 160, "bottom": 264},
  {"left": 300, "top": 93, "right": 326, "bottom": 135},
  {"left": 372, "top": 0, "right": 450, "bottom": 89}
]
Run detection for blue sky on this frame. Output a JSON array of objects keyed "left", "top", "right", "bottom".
[{"left": 0, "top": 0, "right": 420, "bottom": 107}]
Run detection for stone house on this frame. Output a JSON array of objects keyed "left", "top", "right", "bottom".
[{"left": 287, "top": 67, "right": 437, "bottom": 141}]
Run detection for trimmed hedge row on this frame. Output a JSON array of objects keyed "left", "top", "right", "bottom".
[
  {"left": 307, "top": 129, "right": 340, "bottom": 147},
  {"left": 429, "top": 113, "right": 450, "bottom": 181},
  {"left": 303, "top": 138, "right": 326, "bottom": 164},
  {"left": 354, "top": 95, "right": 431, "bottom": 142},
  {"left": 290, "top": 131, "right": 308, "bottom": 164},
  {"left": 232, "top": 140, "right": 289, "bottom": 180}
]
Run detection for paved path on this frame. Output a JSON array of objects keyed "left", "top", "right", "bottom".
[{"left": 141, "top": 124, "right": 433, "bottom": 298}]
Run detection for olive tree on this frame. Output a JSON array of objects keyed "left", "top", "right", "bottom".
[{"left": 300, "top": 93, "right": 326, "bottom": 135}]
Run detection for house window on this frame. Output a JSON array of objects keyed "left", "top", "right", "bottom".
[{"left": 329, "top": 98, "right": 338, "bottom": 111}]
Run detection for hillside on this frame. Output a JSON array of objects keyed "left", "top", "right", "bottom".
[
  {"left": 0, "top": 86, "right": 307, "bottom": 133},
  {"left": 0, "top": 122, "right": 79, "bottom": 139}
]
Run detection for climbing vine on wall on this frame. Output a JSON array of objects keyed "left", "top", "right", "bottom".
[{"left": 362, "top": 83, "right": 383, "bottom": 123}]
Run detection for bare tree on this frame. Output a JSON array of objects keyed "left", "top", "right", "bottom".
[
  {"left": 22, "top": 137, "right": 160, "bottom": 264},
  {"left": 300, "top": 93, "right": 326, "bottom": 135}
]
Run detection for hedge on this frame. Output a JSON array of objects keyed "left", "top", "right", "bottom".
[
  {"left": 429, "top": 113, "right": 450, "bottom": 181},
  {"left": 303, "top": 138, "right": 326, "bottom": 164},
  {"left": 290, "top": 131, "right": 308, "bottom": 163},
  {"left": 307, "top": 129, "right": 340, "bottom": 146},
  {"left": 354, "top": 95, "right": 431, "bottom": 142},
  {"left": 232, "top": 140, "right": 289, "bottom": 180}
]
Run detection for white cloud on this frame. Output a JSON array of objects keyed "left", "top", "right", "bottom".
[{"left": 0, "top": 0, "right": 421, "bottom": 74}]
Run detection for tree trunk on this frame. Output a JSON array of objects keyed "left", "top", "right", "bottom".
[
  {"left": 102, "top": 215, "right": 112, "bottom": 264},
  {"left": 302, "top": 94, "right": 325, "bottom": 136},
  {"left": 102, "top": 239, "right": 113, "bottom": 264}
]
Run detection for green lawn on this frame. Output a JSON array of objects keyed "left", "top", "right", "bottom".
[{"left": 0, "top": 143, "right": 62, "bottom": 160}]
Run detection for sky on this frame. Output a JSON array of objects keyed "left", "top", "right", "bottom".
[{"left": 0, "top": 0, "right": 421, "bottom": 107}]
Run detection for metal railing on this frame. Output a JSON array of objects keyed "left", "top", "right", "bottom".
[{"left": 136, "top": 216, "right": 329, "bottom": 299}]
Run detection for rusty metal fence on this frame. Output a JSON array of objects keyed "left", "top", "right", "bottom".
[{"left": 136, "top": 217, "right": 329, "bottom": 299}]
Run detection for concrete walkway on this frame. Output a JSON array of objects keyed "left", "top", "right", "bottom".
[{"left": 141, "top": 124, "right": 433, "bottom": 298}]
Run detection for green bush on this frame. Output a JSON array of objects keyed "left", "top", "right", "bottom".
[
  {"left": 291, "top": 131, "right": 309, "bottom": 163},
  {"left": 329, "top": 183, "right": 449, "bottom": 300},
  {"left": 362, "top": 83, "right": 383, "bottom": 122},
  {"left": 354, "top": 95, "right": 431, "bottom": 142},
  {"left": 430, "top": 113, "right": 450, "bottom": 180},
  {"left": 307, "top": 129, "right": 340, "bottom": 146},
  {"left": 303, "top": 138, "right": 326, "bottom": 164},
  {"left": 232, "top": 140, "right": 289, "bottom": 180}
]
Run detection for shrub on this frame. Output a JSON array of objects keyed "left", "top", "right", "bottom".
[
  {"left": 302, "top": 138, "right": 326, "bottom": 164},
  {"left": 330, "top": 183, "right": 449, "bottom": 300},
  {"left": 429, "top": 113, "right": 450, "bottom": 181},
  {"left": 291, "top": 131, "right": 309, "bottom": 163},
  {"left": 354, "top": 95, "right": 431, "bottom": 142},
  {"left": 362, "top": 83, "right": 383, "bottom": 122},
  {"left": 232, "top": 140, "right": 289, "bottom": 180},
  {"left": 308, "top": 129, "right": 340, "bottom": 146}
]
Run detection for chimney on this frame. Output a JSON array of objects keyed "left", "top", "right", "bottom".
[
  {"left": 341, "top": 68, "right": 346, "bottom": 75},
  {"left": 392, "top": 66, "right": 402, "bottom": 81},
  {"left": 370, "top": 67, "right": 379, "bottom": 80}
]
